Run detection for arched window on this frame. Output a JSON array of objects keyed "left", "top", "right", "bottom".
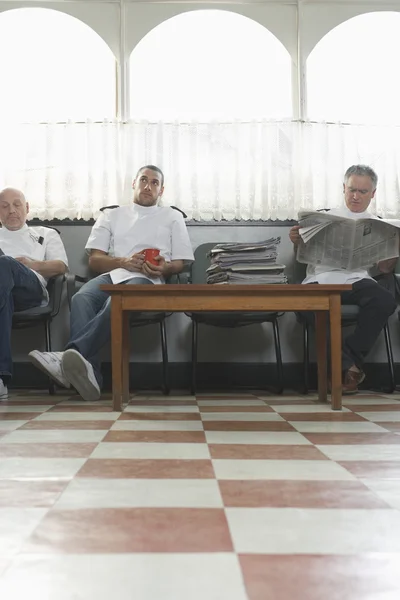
[
  {"left": 307, "top": 12, "right": 400, "bottom": 125},
  {"left": 0, "top": 7, "right": 116, "bottom": 122},
  {"left": 129, "top": 10, "right": 292, "bottom": 121}
]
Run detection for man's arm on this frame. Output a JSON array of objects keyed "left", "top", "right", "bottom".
[
  {"left": 89, "top": 249, "right": 124, "bottom": 273},
  {"left": 15, "top": 257, "right": 67, "bottom": 278},
  {"left": 88, "top": 249, "right": 145, "bottom": 274},
  {"left": 15, "top": 228, "right": 68, "bottom": 278},
  {"left": 377, "top": 232, "right": 400, "bottom": 273}
]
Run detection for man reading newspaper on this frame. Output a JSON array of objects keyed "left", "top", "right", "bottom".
[{"left": 289, "top": 165, "right": 397, "bottom": 394}]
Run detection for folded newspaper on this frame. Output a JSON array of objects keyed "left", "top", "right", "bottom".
[
  {"left": 206, "top": 238, "right": 287, "bottom": 285},
  {"left": 207, "top": 266, "right": 287, "bottom": 285},
  {"left": 297, "top": 210, "right": 400, "bottom": 270}
]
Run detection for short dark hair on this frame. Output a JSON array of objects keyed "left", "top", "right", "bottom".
[
  {"left": 344, "top": 165, "right": 378, "bottom": 189},
  {"left": 136, "top": 165, "right": 164, "bottom": 187}
]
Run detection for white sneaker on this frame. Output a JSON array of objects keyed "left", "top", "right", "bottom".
[
  {"left": 28, "top": 351, "right": 70, "bottom": 389},
  {"left": 0, "top": 378, "right": 8, "bottom": 400},
  {"left": 62, "top": 349, "right": 101, "bottom": 402}
]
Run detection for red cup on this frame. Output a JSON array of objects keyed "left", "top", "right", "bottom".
[{"left": 143, "top": 248, "right": 160, "bottom": 266}]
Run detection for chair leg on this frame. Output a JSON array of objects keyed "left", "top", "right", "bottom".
[
  {"left": 303, "top": 322, "right": 309, "bottom": 395},
  {"left": 159, "top": 321, "right": 170, "bottom": 395},
  {"left": 383, "top": 324, "right": 395, "bottom": 393},
  {"left": 272, "top": 319, "right": 283, "bottom": 394},
  {"left": 191, "top": 320, "right": 198, "bottom": 396},
  {"left": 44, "top": 320, "right": 55, "bottom": 396}
]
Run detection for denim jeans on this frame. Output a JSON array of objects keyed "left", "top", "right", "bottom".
[
  {"left": 66, "top": 274, "right": 154, "bottom": 386},
  {"left": 0, "top": 256, "right": 44, "bottom": 382}
]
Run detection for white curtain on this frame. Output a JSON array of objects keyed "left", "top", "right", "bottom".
[
  {"left": 1, "top": 119, "right": 400, "bottom": 221},
  {"left": 0, "top": 120, "right": 122, "bottom": 220}
]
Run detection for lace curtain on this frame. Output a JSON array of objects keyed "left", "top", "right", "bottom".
[{"left": 1, "top": 119, "right": 400, "bottom": 221}]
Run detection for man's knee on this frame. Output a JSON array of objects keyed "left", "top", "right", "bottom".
[
  {"left": 0, "top": 256, "right": 17, "bottom": 293},
  {"left": 0, "top": 255, "right": 17, "bottom": 272},
  {"left": 70, "top": 283, "right": 111, "bottom": 316},
  {"left": 368, "top": 285, "right": 397, "bottom": 318},
  {"left": 383, "top": 293, "right": 397, "bottom": 318},
  {"left": 71, "top": 285, "right": 94, "bottom": 311}
]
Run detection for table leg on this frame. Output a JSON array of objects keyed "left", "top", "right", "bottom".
[
  {"left": 122, "top": 312, "right": 130, "bottom": 405},
  {"left": 110, "top": 294, "right": 123, "bottom": 411},
  {"left": 329, "top": 293, "right": 342, "bottom": 410},
  {"left": 315, "top": 311, "right": 327, "bottom": 403}
]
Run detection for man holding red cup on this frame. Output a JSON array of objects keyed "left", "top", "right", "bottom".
[{"left": 29, "top": 165, "right": 194, "bottom": 401}]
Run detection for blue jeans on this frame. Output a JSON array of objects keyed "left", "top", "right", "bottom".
[
  {"left": 66, "top": 274, "right": 154, "bottom": 387},
  {"left": 0, "top": 256, "right": 44, "bottom": 382}
]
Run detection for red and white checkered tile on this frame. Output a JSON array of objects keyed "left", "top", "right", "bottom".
[{"left": 1, "top": 389, "right": 400, "bottom": 599}]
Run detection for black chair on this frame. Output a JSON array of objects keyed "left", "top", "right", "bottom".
[
  {"left": 293, "top": 259, "right": 395, "bottom": 394},
  {"left": 186, "top": 242, "right": 284, "bottom": 395},
  {"left": 12, "top": 228, "right": 65, "bottom": 395}
]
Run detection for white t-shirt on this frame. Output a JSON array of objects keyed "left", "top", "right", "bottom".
[
  {"left": 302, "top": 206, "right": 374, "bottom": 285},
  {"left": 0, "top": 224, "right": 69, "bottom": 304},
  {"left": 85, "top": 204, "right": 194, "bottom": 284}
]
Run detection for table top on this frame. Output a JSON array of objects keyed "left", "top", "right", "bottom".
[{"left": 101, "top": 284, "right": 352, "bottom": 294}]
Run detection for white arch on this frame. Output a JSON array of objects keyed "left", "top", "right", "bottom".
[
  {"left": 128, "top": 9, "right": 293, "bottom": 120},
  {"left": 0, "top": 7, "right": 116, "bottom": 120},
  {"left": 301, "top": 6, "right": 400, "bottom": 59},
  {"left": 125, "top": 4, "right": 296, "bottom": 61},
  {"left": 306, "top": 11, "right": 400, "bottom": 124},
  {"left": 0, "top": 3, "right": 119, "bottom": 58}
]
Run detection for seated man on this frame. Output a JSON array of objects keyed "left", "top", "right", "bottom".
[
  {"left": 0, "top": 188, "right": 68, "bottom": 400},
  {"left": 30, "top": 165, "right": 194, "bottom": 401},
  {"left": 289, "top": 164, "right": 397, "bottom": 394}
]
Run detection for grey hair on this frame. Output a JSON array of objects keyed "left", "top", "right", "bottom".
[{"left": 344, "top": 165, "right": 378, "bottom": 189}]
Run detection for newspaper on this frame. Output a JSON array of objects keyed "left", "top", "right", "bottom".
[
  {"left": 297, "top": 210, "right": 400, "bottom": 270},
  {"left": 206, "top": 238, "right": 286, "bottom": 285}
]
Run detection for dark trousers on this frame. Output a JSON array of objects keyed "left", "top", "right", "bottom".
[
  {"left": 303, "top": 279, "right": 397, "bottom": 372},
  {"left": 0, "top": 256, "right": 43, "bottom": 382}
]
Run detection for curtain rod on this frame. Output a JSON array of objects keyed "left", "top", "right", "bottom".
[{"left": 8, "top": 118, "right": 400, "bottom": 128}]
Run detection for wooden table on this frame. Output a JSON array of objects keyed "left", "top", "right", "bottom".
[{"left": 101, "top": 284, "right": 351, "bottom": 411}]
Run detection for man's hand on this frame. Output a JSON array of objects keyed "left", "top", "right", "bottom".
[
  {"left": 377, "top": 257, "right": 398, "bottom": 274},
  {"left": 141, "top": 255, "right": 167, "bottom": 278},
  {"left": 119, "top": 252, "right": 145, "bottom": 272},
  {"left": 289, "top": 225, "right": 301, "bottom": 245},
  {"left": 15, "top": 256, "right": 39, "bottom": 270}
]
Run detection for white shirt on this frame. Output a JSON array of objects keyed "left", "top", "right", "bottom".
[
  {"left": 302, "top": 206, "right": 374, "bottom": 285},
  {"left": 0, "top": 224, "right": 69, "bottom": 304},
  {"left": 86, "top": 204, "right": 194, "bottom": 284}
]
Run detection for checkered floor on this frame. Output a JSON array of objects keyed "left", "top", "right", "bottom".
[{"left": 1, "top": 389, "right": 400, "bottom": 599}]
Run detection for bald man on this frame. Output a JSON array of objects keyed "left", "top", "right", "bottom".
[{"left": 0, "top": 188, "right": 68, "bottom": 400}]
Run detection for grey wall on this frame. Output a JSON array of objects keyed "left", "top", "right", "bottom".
[{"left": 12, "top": 223, "right": 400, "bottom": 366}]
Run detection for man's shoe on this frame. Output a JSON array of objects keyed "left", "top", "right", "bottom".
[
  {"left": 342, "top": 368, "right": 366, "bottom": 395},
  {"left": 0, "top": 378, "right": 8, "bottom": 400},
  {"left": 62, "top": 349, "right": 101, "bottom": 402},
  {"left": 28, "top": 351, "right": 70, "bottom": 389}
]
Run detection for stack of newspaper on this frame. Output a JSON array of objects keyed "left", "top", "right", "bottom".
[{"left": 206, "top": 238, "right": 287, "bottom": 285}]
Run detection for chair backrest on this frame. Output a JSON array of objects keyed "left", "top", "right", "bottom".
[{"left": 190, "top": 243, "right": 219, "bottom": 284}]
